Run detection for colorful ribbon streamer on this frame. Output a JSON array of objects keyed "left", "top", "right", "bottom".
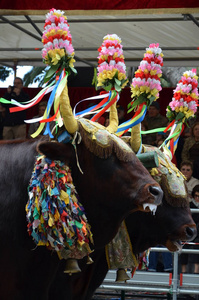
[{"left": 116, "top": 103, "right": 147, "bottom": 136}]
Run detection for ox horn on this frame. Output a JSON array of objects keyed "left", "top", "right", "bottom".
[
  {"left": 106, "top": 102, "right": 119, "bottom": 134},
  {"left": 130, "top": 123, "right": 143, "bottom": 154},
  {"left": 59, "top": 82, "right": 78, "bottom": 134}
]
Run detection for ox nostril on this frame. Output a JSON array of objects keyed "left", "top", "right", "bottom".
[
  {"left": 149, "top": 186, "right": 163, "bottom": 203},
  {"left": 185, "top": 226, "right": 197, "bottom": 241}
]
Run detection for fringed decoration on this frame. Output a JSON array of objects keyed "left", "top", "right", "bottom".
[
  {"left": 105, "top": 221, "right": 138, "bottom": 271},
  {"left": 26, "top": 155, "right": 93, "bottom": 260},
  {"left": 78, "top": 119, "right": 134, "bottom": 162},
  {"left": 143, "top": 145, "right": 189, "bottom": 208}
]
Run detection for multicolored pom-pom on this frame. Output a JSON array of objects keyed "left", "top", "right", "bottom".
[{"left": 26, "top": 156, "right": 93, "bottom": 259}]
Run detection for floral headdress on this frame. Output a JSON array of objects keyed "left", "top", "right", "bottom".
[
  {"left": 166, "top": 69, "right": 198, "bottom": 124},
  {"left": 76, "top": 34, "right": 128, "bottom": 128},
  {"left": 163, "top": 69, "right": 199, "bottom": 158},
  {"left": 116, "top": 43, "right": 164, "bottom": 136},
  {"left": 42, "top": 8, "right": 76, "bottom": 82},
  {"left": 7, "top": 8, "right": 77, "bottom": 139},
  {"left": 130, "top": 43, "right": 163, "bottom": 106},
  {"left": 96, "top": 34, "right": 128, "bottom": 92}
]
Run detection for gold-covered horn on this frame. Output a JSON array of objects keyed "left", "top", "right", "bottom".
[
  {"left": 130, "top": 123, "right": 143, "bottom": 154},
  {"left": 86, "top": 255, "right": 94, "bottom": 265},
  {"left": 106, "top": 102, "right": 119, "bottom": 134},
  {"left": 59, "top": 82, "right": 78, "bottom": 134},
  {"left": 64, "top": 258, "right": 81, "bottom": 275},
  {"left": 115, "top": 268, "right": 130, "bottom": 282}
]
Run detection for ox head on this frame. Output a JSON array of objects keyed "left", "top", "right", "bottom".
[
  {"left": 124, "top": 124, "right": 197, "bottom": 252},
  {"left": 36, "top": 85, "right": 163, "bottom": 247},
  {"left": 129, "top": 124, "right": 189, "bottom": 207},
  {"left": 126, "top": 196, "right": 196, "bottom": 255}
]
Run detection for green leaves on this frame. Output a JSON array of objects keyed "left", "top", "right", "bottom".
[
  {"left": 127, "top": 93, "right": 148, "bottom": 113},
  {"left": 114, "top": 83, "right": 121, "bottom": 92},
  {"left": 99, "top": 70, "right": 128, "bottom": 93},
  {"left": 104, "top": 83, "right": 112, "bottom": 92},
  {"left": 148, "top": 95, "right": 156, "bottom": 105},
  {"left": 114, "top": 78, "right": 121, "bottom": 86},
  {"left": 44, "top": 64, "right": 60, "bottom": 83},
  {"left": 166, "top": 105, "right": 185, "bottom": 123},
  {"left": 175, "top": 112, "right": 184, "bottom": 121},
  {"left": 43, "top": 53, "right": 77, "bottom": 84}
]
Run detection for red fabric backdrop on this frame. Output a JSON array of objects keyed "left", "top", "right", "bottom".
[
  {"left": 0, "top": 0, "right": 198, "bottom": 11},
  {"left": 0, "top": 86, "right": 173, "bottom": 120}
]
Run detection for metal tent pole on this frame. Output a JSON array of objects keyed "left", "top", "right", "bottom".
[{"left": 172, "top": 252, "right": 179, "bottom": 300}]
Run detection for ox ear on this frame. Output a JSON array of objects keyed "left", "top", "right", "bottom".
[{"left": 37, "top": 141, "right": 72, "bottom": 163}]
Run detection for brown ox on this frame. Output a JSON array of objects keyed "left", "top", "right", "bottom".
[
  {"left": 49, "top": 200, "right": 196, "bottom": 300},
  {"left": 0, "top": 86, "right": 162, "bottom": 299},
  {"left": 47, "top": 128, "right": 197, "bottom": 300}
]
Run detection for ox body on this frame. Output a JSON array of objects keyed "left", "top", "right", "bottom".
[
  {"left": 0, "top": 129, "right": 162, "bottom": 300},
  {"left": 63, "top": 199, "right": 196, "bottom": 300},
  {"left": 47, "top": 144, "right": 197, "bottom": 300}
]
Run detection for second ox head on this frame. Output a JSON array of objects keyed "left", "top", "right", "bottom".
[{"left": 126, "top": 196, "right": 196, "bottom": 256}]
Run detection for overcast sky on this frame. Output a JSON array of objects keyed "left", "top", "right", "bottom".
[{"left": 0, "top": 66, "right": 38, "bottom": 88}]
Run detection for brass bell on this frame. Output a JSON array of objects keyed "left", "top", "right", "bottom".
[
  {"left": 86, "top": 255, "right": 94, "bottom": 265},
  {"left": 115, "top": 268, "right": 130, "bottom": 282},
  {"left": 64, "top": 258, "right": 81, "bottom": 275}
]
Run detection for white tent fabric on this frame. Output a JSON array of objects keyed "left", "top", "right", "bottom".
[{"left": 0, "top": 13, "right": 199, "bottom": 68}]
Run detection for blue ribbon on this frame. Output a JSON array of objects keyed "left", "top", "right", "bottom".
[
  {"left": 43, "top": 71, "right": 63, "bottom": 138},
  {"left": 116, "top": 107, "right": 147, "bottom": 133},
  {"left": 75, "top": 92, "right": 111, "bottom": 118}
]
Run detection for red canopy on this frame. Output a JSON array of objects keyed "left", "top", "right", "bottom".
[{"left": 0, "top": 0, "right": 199, "bottom": 15}]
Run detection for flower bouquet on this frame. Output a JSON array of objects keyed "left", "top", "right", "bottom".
[
  {"left": 163, "top": 69, "right": 199, "bottom": 158},
  {"left": 129, "top": 43, "right": 163, "bottom": 112},
  {"left": 96, "top": 34, "right": 128, "bottom": 92},
  {"left": 116, "top": 43, "right": 164, "bottom": 136},
  {"left": 166, "top": 69, "right": 198, "bottom": 124},
  {"left": 7, "top": 8, "right": 77, "bottom": 139},
  {"left": 42, "top": 8, "right": 76, "bottom": 82},
  {"left": 79, "top": 34, "right": 128, "bottom": 124}
]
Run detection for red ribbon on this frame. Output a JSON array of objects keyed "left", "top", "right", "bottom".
[
  {"left": 40, "top": 105, "right": 60, "bottom": 123},
  {"left": 91, "top": 92, "right": 118, "bottom": 122},
  {"left": 10, "top": 89, "right": 48, "bottom": 113},
  {"left": 163, "top": 119, "right": 175, "bottom": 133}
]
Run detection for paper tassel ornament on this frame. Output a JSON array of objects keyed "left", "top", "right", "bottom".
[{"left": 26, "top": 156, "right": 93, "bottom": 259}]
